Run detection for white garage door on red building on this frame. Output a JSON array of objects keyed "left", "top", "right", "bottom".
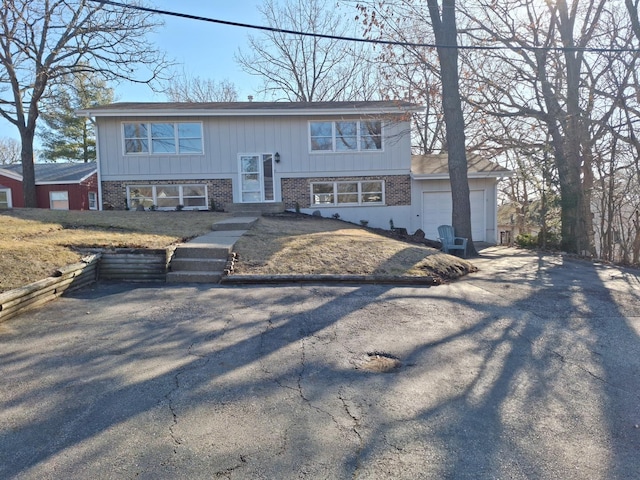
[{"left": 422, "top": 190, "right": 486, "bottom": 242}]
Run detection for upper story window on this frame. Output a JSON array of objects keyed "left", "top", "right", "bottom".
[
  {"left": 123, "top": 122, "right": 203, "bottom": 155},
  {"left": 309, "top": 120, "right": 382, "bottom": 152}
]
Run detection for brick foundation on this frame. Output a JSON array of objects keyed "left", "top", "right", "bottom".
[
  {"left": 101, "top": 179, "right": 233, "bottom": 210},
  {"left": 281, "top": 175, "right": 411, "bottom": 210}
]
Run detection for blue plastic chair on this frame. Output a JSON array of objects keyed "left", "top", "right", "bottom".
[{"left": 437, "top": 225, "right": 468, "bottom": 257}]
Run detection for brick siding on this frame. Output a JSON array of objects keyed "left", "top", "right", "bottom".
[
  {"left": 281, "top": 175, "right": 411, "bottom": 210},
  {"left": 101, "top": 179, "right": 233, "bottom": 210}
]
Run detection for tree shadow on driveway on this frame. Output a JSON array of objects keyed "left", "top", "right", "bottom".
[{"left": 0, "top": 250, "right": 639, "bottom": 478}]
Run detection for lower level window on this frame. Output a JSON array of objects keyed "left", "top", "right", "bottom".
[
  {"left": 50, "top": 191, "right": 69, "bottom": 210},
  {"left": 0, "top": 189, "right": 10, "bottom": 209},
  {"left": 311, "top": 180, "right": 384, "bottom": 206},
  {"left": 127, "top": 184, "right": 208, "bottom": 210},
  {"left": 88, "top": 192, "right": 97, "bottom": 210}
]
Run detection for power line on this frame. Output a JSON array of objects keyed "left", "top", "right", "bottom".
[{"left": 89, "top": 0, "right": 639, "bottom": 54}]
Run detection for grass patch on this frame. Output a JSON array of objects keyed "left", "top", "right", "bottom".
[
  {"left": 0, "top": 209, "right": 476, "bottom": 294},
  {"left": 0, "top": 209, "right": 226, "bottom": 293},
  {"left": 233, "top": 215, "right": 476, "bottom": 279}
]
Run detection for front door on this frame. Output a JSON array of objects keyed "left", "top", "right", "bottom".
[{"left": 239, "top": 154, "right": 275, "bottom": 203}]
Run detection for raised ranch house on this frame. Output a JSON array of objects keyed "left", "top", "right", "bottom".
[
  {"left": 78, "top": 101, "right": 510, "bottom": 243},
  {"left": 0, "top": 162, "right": 98, "bottom": 210}
]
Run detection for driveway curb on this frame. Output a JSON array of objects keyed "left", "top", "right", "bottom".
[{"left": 220, "top": 274, "right": 438, "bottom": 286}]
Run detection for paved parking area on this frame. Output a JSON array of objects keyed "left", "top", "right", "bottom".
[{"left": 1, "top": 247, "right": 639, "bottom": 479}]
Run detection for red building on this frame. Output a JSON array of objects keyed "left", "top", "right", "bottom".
[{"left": 0, "top": 163, "right": 98, "bottom": 210}]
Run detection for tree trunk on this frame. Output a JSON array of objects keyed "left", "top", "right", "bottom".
[
  {"left": 554, "top": 0, "right": 596, "bottom": 255},
  {"left": 20, "top": 128, "right": 37, "bottom": 207},
  {"left": 427, "top": 0, "right": 477, "bottom": 256}
]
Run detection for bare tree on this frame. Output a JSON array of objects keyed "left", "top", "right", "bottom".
[
  {"left": 626, "top": 0, "right": 640, "bottom": 41},
  {"left": 424, "top": 0, "right": 477, "bottom": 255},
  {"left": 236, "top": 0, "right": 376, "bottom": 101},
  {"left": 0, "top": 0, "right": 168, "bottom": 207},
  {"left": 354, "top": 0, "right": 477, "bottom": 254},
  {"left": 0, "top": 136, "right": 20, "bottom": 165},
  {"left": 164, "top": 74, "right": 239, "bottom": 102},
  {"left": 458, "top": 0, "right": 630, "bottom": 255}
]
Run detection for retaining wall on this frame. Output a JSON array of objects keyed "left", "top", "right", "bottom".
[
  {"left": 0, "top": 254, "right": 100, "bottom": 323},
  {"left": 0, "top": 248, "right": 176, "bottom": 323},
  {"left": 98, "top": 248, "right": 173, "bottom": 282}
]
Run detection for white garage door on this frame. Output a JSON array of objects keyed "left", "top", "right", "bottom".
[{"left": 422, "top": 190, "right": 486, "bottom": 241}]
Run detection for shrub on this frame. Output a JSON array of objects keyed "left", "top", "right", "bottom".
[
  {"left": 515, "top": 232, "right": 562, "bottom": 250},
  {"left": 515, "top": 233, "right": 538, "bottom": 249}
]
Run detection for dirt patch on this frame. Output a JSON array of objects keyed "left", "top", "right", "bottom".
[{"left": 359, "top": 352, "right": 402, "bottom": 373}]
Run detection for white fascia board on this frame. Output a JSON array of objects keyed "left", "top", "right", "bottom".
[
  {"left": 0, "top": 168, "right": 22, "bottom": 181},
  {"left": 78, "top": 171, "right": 97, "bottom": 183},
  {"left": 77, "top": 106, "right": 423, "bottom": 118},
  {"left": 35, "top": 180, "right": 83, "bottom": 185}
]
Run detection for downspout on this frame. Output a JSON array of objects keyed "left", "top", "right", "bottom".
[{"left": 94, "top": 119, "right": 103, "bottom": 210}]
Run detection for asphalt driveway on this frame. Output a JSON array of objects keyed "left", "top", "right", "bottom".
[{"left": 1, "top": 247, "right": 639, "bottom": 479}]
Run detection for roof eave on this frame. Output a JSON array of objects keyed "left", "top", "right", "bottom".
[
  {"left": 77, "top": 106, "right": 423, "bottom": 118},
  {"left": 0, "top": 168, "right": 22, "bottom": 181},
  {"left": 36, "top": 180, "right": 85, "bottom": 185}
]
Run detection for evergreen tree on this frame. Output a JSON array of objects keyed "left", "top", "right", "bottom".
[{"left": 39, "top": 72, "right": 114, "bottom": 163}]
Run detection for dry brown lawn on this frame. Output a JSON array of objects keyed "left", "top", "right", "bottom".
[
  {"left": 0, "top": 209, "right": 476, "bottom": 293},
  {"left": 0, "top": 209, "right": 226, "bottom": 293},
  {"left": 233, "top": 214, "right": 476, "bottom": 280}
]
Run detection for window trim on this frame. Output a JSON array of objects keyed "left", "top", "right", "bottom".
[
  {"left": 122, "top": 121, "right": 204, "bottom": 156},
  {"left": 0, "top": 188, "right": 11, "bottom": 209},
  {"left": 310, "top": 180, "right": 385, "bottom": 207},
  {"left": 126, "top": 184, "right": 209, "bottom": 210},
  {"left": 50, "top": 191, "right": 70, "bottom": 210},
  {"left": 88, "top": 191, "right": 98, "bottom": 210},
  {"left": 309, "top": 120, "right": 383, "bottom": 153}
]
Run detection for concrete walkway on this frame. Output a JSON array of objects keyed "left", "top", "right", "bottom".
[{"left": 166, "top": 217, "right": 257, "bottom": 283}]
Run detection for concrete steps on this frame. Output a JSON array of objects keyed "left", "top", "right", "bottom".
[
  {"left": 211, "top": 217, "right": 257, "bottom": 231},
  {"left": 166, "top": 217, "right": 257, "bottom": 284},
  {"left": 225, "top": 202, "right": 285, "bottom": 216}
]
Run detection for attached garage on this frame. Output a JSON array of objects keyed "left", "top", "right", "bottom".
[
  {"left": 422, "top": 190, "right": 486, "bottom": 241},
  {"left": 410, "top": 154, "right": 512, "bottom": 244}
]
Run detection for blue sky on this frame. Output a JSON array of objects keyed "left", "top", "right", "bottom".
[{"left": 0, "top": 1, "right": 267, "bottom": 142}]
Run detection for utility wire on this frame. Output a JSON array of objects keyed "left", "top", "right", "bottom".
[{"left": 89, "top": 0, "right": 639, "bottom": 54}]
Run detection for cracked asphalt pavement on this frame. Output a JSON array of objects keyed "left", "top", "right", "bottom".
[{"left": 1, "top": 247, "right": 639, "bottom": 479}]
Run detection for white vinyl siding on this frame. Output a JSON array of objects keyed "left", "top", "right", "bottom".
[
  {"left": 309, "top": 120, "right": 383, "bottom": 152},
  {"left": 127, "top": 184, "right": 208, "bottom": 210},
  {"left": 311, "top": 181, "right": 384, "bottom": 206},
  {"left": 96, "top": 116, "right": 410, "bottom": 181},
  {"left": 123, "top": 122, "right": 203, "bottom": 155}
]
